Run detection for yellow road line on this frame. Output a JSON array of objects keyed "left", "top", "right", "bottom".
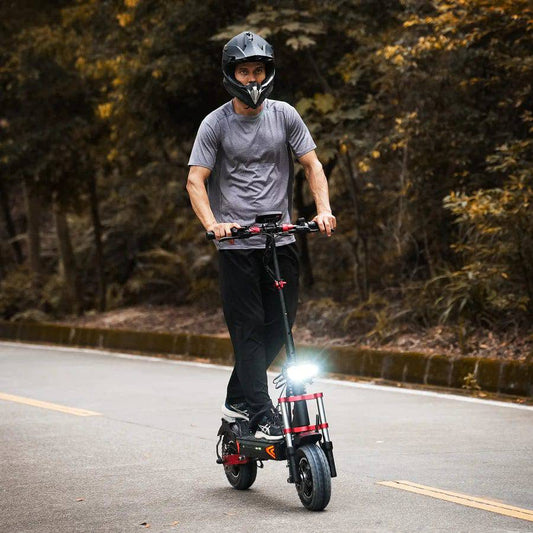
[
  {"left": 0, "top": 392, "right": 101, "bottom": 417},
  {"left": 378, "top": 480, "right": 533, "bottom": 522}
]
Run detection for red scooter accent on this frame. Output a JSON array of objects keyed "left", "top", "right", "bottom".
[
  {"left": 283, "top": 422, "right": 329, "bottom": 435},
  {"left": 223, "top": 453, "right": 249, "bottom": 465},
  {"left": 279, "top": 392, "right": 324, "bottom": 403}
]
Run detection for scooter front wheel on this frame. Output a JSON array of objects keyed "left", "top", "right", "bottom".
[{"left": 295, "top": 444, "right": 331, "bottom": 511}]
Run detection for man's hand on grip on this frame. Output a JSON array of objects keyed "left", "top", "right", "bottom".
[
  {"left": 313, "top": 212, "right": 336, "bottom": 237},
  {"left": 207, "top": 222, "right": 242, "bottom": 242}
]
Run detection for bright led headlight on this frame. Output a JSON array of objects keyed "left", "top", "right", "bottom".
[{"left": 286, "top": 363, "right": 319, "bottom": 383}]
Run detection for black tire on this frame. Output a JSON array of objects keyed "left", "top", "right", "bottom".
[
  {"left": 295, "top": 444, "right": 331, "bottom": 511},
  {"left": 225, "top": 460, "right": 257, "bottom": 490},
  {"left": 222, "top": 433, "right": 257, "bottom": 490}
]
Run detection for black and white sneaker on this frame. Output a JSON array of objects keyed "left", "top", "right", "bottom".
[
  {"left": 254, "top": 409, "right": 284, "bottom": 441},
  {"left": 222, "top": 401, "right": 250, "bottom": 422}
]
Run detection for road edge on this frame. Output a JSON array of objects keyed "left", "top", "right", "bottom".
[{"left": 0, "top": 320, "right": 531, "bottom": 398}]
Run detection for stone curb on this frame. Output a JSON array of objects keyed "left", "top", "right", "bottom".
[{"left": 0, "top": 320, "right": 531, "bottom": 397}]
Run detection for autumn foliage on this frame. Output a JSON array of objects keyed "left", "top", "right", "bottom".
[{"left": 0, "top": 1, "right": 531, "bottom": 340}]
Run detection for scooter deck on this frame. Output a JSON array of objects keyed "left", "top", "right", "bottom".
[
  {"left": 237, "top": 430, "right": 323, "bottom": 460},
  {"left": 237, "top": 435, "right": 287, "bottom": 461},
  {"left": 218, "top": 418, "right": 322, "bottom": 462}
]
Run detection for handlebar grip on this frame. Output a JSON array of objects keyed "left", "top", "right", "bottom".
[
  {"left": 206, "top": 227, "right": 248, "bottom": 240},
  {"left": 306, "top": 220, "right": 335, "bottom": 233}
]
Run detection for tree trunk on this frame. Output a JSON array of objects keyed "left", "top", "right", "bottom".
[
  {"left": 0, "top": 178, "right": 24, "bottom": 264},
  {"left": 23, "top": 176, "right": 42, "bottom": 291},
  {"left": 395, "top": 141, "right": 409, "bottom": 256},
  {"left": 305, "top": 49, "right": 332, "bottom": 94},
  {"left": 53, "top": 200, "right": 82, "bottom": 315},
  {"left": 294, "top": 169, "right": 315, "bottom": 287},
  {"left": 0, "top": 246, "right": 5, "bottom": 280},
  {"left": 88, "top": 173, "right": 106, "bottom": 311},
  {"left": 294, "top": 158, "right": 337, "bottom": 289},
  {"left": 340, "top": 144, "right": 369, "bottom": 301}
]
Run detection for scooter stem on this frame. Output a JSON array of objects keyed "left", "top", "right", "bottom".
[
  {"left": 268, "top": 234, "right": 297, "bottom": 364},
  {"left": 267, "top": 234, "right": 310, "bottom": 427}
]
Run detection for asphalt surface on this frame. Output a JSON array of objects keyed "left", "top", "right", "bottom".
[{"left": 1, "top": 341, "right": 532, "bottom": 533}]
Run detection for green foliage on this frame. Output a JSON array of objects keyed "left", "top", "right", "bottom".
[
  {"left": 440, "top": 139, "right": 533, "bottom": 322},
  {"left": 0, "top": 267, "right": 38, "bottom": 319},
  {"left": 341, "top": 292, "right": 411, "bottom": 343},
  {"left": 0, "top": 0, "right": 532, "bottom": 338},
  {"left": 0, "top": 264, "right": 85, "bottom": 319},
  {"left": 0, "top": 16, "right": 96, "bottom": 207},
  {"left": 462, "top": 372, "right": 481, "bottom": 392},
  {"left": 41, "top": 273, "right": 74, "bottom": 315},
  {"left": 211, "top": 6, "right": 325, "bottom": 50}
]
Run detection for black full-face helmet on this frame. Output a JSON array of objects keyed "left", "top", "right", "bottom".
[{"left": 222, "top": 31, "right": 275, "bottom": 109}]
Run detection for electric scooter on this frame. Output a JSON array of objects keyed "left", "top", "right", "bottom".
[{"left": 207, "top": 212, "right": 337, "bottom": 511}]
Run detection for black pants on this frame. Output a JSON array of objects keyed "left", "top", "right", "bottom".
[{"left": 219, "top": 243, "right": 299, "bottom": 425}]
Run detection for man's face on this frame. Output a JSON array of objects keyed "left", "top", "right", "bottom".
[{"left": 234, "top": 61, "right": 266, "bottom": 86}]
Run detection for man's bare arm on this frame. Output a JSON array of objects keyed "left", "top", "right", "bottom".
[
  {"left": 186, "top": 165, "right": 240, "bottom": 239},
  {"left": 298, "top": 150, "right": 336, "bottom": 236}
]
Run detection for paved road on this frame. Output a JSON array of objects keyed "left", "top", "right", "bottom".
[{"left": 1, "top": 342, "right": 532, "bottom": 533}]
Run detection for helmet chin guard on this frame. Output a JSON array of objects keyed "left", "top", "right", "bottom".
[
  {"left": 248, "top": 82, "right": 261, "bottom": 106},
  {"left": 222, "top": 31, "right": 275, "bottom": 109}
]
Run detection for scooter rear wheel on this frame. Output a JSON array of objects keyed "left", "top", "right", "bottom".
[
  {"left": 222, "top": 434, "right": 257, "bottom": 490},
  {"left": 225, "top": 461, "right": 257, "bottom": 490},
  {"left": 295, "top": 444, "right": 331, "bottom": 511}
]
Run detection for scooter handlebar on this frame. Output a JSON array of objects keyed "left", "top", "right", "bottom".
[{"left": 205, "top": 219, "right": 323, "bottom": 241}]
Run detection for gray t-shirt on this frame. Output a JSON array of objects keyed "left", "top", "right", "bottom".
[{"left": 188, "top": 99, "right": 316, "bottom": 249}]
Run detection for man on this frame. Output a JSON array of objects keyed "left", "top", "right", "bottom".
[{"left": 186, "top": 31, "right": 335, "bottom": 440}]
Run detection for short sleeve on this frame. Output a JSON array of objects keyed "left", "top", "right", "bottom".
[
  {"left": 286, "top": 105, "right": 316, "bottom": 158},
  {"left": 188, "top": 119, "right": 219, "bottom": 170}
]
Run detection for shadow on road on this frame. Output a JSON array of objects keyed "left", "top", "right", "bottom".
[{"left": 206, "top": 486, "right": 317, "bottom": 514}]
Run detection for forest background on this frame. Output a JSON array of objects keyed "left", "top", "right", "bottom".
[{"left": 1, "top": 0, "right": 532, "bottom": 360}]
